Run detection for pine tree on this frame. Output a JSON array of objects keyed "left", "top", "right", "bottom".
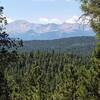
[
  {"left": 0, "top": 6, "right": 22, "bottom": 100},
  {"left": 80, "top": 0, "right": 100, "bottom": 64},
  {"left": 80, "top": 1, "right": 100, "bottom": 99}
]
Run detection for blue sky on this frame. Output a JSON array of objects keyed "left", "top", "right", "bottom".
[{"left": 1, "top": 0, "right": 82, "bottom": 23}]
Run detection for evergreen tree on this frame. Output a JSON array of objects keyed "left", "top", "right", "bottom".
[
  {"left": 0, "top": 6, "right": 22, "bottom": 100},
  {"left": 80, "top": 1, "right": 100, "bottom": 99},
  {"left": 80, "top": 0, "right": 100, "bottom": 64}
]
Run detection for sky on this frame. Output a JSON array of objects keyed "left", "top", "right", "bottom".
[{"left": 1, "top": 0, "right": 82, "bottom": 24}]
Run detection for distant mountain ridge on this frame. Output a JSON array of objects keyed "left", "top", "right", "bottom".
[
  {"left": 20, "top": 36, "right": 95, "bottom": 55},
  {"left": 7, "top": 20, "right": 95, "bottom": 40}
]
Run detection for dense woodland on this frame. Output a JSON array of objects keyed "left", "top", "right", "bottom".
[
  {"left": 4, "top": 51, "right": 99, "bottom": 100},
  {"left": 0, "top": 0, "right": 100, "bottom": 100},
  {"left": 22, "top": 36, "right": 95, "bottom": 56}
]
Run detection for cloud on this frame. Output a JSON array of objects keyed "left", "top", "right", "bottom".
[
  {"left": 66, "top": 16, "right": 79, "bottom": 23},
  {"left": 6, "top": 16, "right": 90, "bottom": 24},
  {"left": 38, "top": 18, "right": 62, "bottom": 24},
  {"left": 7, "top": 17, "right": 14, "bottom": 23},
  {"left": 33, "top": 16, "right": 85, "bottom": 24},
  {"left": 39, "top": 18, "right": 48, "bottom": 24},
  {"left": 65, "top": 15, "right": 91, "bottom": 24}
]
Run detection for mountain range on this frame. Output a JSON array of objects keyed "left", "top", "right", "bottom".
[{"left": 6, "top": 20, "right": 95, "bottom": 40}]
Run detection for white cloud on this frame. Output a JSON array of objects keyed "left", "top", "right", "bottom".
[
  {"left": 7, "top": 17, "right": 14, "bottom": 23},
  {"left": 39, "top": 18, "right": 48, "bottom": 24},
  {"left": 49, "top": 18, "right": 62, "bottom": 24},
  {"left": 33, "top": 16, "right": 88, "bottom": 24},
  {"left": 65, "top": 15, "right": 90, "bottom": 24},
  {"left": 65, "top": 15, "right": 91, "bottom": 24},
  {"left": 38, "top": 18, "right": 62, "bottom": 24},
  {"left": 3, "top": 14, "right": 14, "bottom": 23},
  {"left": 66, "top": 16, "right": 79, "bottom": 23},
  {"left": 79, "top": 16, "right": 91, "bottom": 24},
  {"left": 5, "top": 16, "right": 90, "bottom": 24}
]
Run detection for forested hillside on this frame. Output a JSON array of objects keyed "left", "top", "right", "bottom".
[
  {"left": 21, "top": 36, "right": 95, "bottom": 55},
  {"left": 1, "top": 36, "right": 97, "bottom": 100},
  {"left": 0, "top": 0, "right": 100, "bottom": 99},
  {"left": 6, "top": 51, "right": 98, "bottom": 100}
]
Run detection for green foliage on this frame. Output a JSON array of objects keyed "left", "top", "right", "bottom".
[
  {"left": 81, "top": 0, "right": 100, "bottom": 60},
  {"left": 0, "top": 1, "right": 100, "bottom": 99},
  {"left": 80, "top": 2, "right": 100, "bottom": 99},
  {"left": 21, "top": 36, "right": 95, "bottom": 56},
  {"left": 4, "top": 51, "right": 100, "bottom": 100},
  {"left": 0, "top": 6, "right": 23, "bottom": 99}
]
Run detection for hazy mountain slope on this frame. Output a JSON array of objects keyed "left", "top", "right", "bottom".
[
  {"left": 7, "top": 20, "right": 95, "bottom": 40},
  {"left": 20, "top": 36, "right": 95, "bottom": 55}
]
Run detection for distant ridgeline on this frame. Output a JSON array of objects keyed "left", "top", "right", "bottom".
[{"left": 19, "top": 36, "right": 95, "bottom": 56}]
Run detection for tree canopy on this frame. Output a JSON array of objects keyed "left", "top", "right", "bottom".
[
  {"left": 80, "top": 0, "right": 100, "bottom": 62},
  {"left": 0, "top": 6, "right": 22, "bottom": 100}
]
